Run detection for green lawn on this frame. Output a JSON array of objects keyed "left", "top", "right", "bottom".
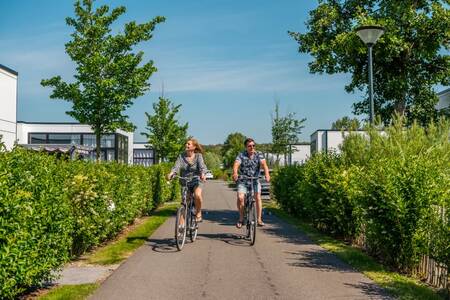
[
  {"left": 87, "top": 203, "right": 178, "bottom": 265},
  {"left": 265, "top": 203, "right": 446, "bottom": 300},
  {"left": 39, "top": 284, "right": 98, "bottom": 300}
]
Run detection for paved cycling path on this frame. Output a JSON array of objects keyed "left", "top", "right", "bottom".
[{"left": 90, "top": 181, "right": 391, "bottom": 300}]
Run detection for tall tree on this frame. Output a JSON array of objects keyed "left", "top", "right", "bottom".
[
  {"left": 289, "top": 0, "right": 450, "bottom": 125},
  {"left": 41, "top": 0, "right": 164, "bottom": 160},
  {"left": 221, "top": 132, "right": 246, "bottom": 169},
  {"left": 271, "top": 102, "right": 306, "bottom": 165},
  {"left": 331, "top": 116, "right": 361, "bottom": 130},
  {"left": 141, "top": 97, "right": 188, "bottom": 163}
]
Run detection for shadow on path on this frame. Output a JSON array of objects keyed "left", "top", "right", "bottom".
[{"left": 146, "top": 238, "right": 178, "bottom": 253}]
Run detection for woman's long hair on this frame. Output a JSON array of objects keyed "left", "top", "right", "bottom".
[{"left": 188, "top": 138, "right": 204, "bottom": 154}]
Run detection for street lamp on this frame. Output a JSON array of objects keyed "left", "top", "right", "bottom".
[{"left": 356, "top": 25, "right": 385, "bottom": 124}]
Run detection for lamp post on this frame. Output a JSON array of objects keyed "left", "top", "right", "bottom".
[{"left": 356, "top": 25, "right": 385, "bottom": 124}]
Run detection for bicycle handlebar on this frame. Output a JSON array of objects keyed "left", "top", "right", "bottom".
[
  {"left": 238, "top": 175, "right": 260, "bottom": 180},
  {"left": 171, "top": 174, "right": 201, "bottom": 181}
]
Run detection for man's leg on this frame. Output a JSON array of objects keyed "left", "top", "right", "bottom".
[
  {"left": 237, "top": 192, "right": 245, "bottom": 223},
  {"left": 255, "top": 192, "right": 263, "bottom": 224}
]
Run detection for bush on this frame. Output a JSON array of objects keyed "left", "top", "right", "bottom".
[
  {"left": 0, "top": 148, "right": 176, "bottom": 299},
  {"left": 272, "top": 117, "right": 450, "bottom": 272}
]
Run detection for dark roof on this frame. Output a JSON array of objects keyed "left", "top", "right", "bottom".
[
  {"left": 0, "top": 64, "right": 18, "bottom": 76},
  {"left": 437, "top": 88, "right": 450, "bottom": 95},
  {"left": 17, "top": 121, "right": 82, "bottom": 125}
]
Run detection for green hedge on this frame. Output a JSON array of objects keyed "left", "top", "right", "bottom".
[
  {"left": 0, "top": 148, "right": 178, "bottom": 299},
  {"left": 272, "top": 118, "right": 449, "bottom": 273}
]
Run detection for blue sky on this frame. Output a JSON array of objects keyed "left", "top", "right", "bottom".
[{"left": 0, "top": 0, "right": 365, "bottom": 144}]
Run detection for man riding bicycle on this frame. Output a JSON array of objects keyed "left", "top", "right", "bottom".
[{"left": 232, "top": 138, "right": 270, "bottom": 228}]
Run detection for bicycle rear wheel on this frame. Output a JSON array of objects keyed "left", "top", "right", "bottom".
[
  {"left": 175, "top": 205, "right": 187, "bottom": 250},
  {"left": 248, "top": 201, "right": 257, "bottom": 245}
]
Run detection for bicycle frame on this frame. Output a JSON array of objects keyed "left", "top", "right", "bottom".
[
  {"left": 239, "top": 175, "right": 259, "bottom": 245},
  {"left": 173, "top": 175, "right": 200, "bottom": 251}
]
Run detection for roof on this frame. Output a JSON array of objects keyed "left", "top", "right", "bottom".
[
  {"left": 437, "top": 88, "right": 450, "bottom": 96},
  {"left": 0, "top": 64, "right": 18, "bottom": 76}
]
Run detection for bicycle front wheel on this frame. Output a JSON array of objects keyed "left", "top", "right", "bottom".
[
  {"left": 175, "top": 205, "right": 187, "bottom": 251},
  {"left": 189, "top": 209, "right": 198, "bottom": 242},
  {"left": 249, "top": 201, "right": 257, "bottom": 245}
]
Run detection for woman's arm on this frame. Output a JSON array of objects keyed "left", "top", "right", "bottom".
[
  {"left": 198, "top": 153, "right": 207, "bottom": 181},
  {"left": 168, "top": 155, "right": 183, "bottom": 179}
]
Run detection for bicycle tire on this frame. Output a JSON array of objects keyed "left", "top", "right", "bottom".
[
  {"left": 189, "top": 213, "right": 198, "bottom": 242},
  {"left": 175, "top": 205, "right": 187, "bottom": 251},
  {"left": 249, "top": 201, "right": 257, "bottom": 245}
]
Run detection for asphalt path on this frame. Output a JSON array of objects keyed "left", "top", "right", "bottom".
[{"left": 90, "top": 180, "right": 391, "bottom": 300}]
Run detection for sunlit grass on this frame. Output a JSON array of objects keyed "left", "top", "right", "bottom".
[
  {"left": 87, "top": 203, "right": 178, "bottom": 265},
  {"left": 39, "top": 284, "right": 98, "bottom": 300}
]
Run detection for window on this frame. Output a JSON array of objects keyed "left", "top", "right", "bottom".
[
  {"left": 30, "top": 134, "right": 46, "bottom": 144},
  {"left": 101, "top": 135, "right": 115, "bottom": 148},
  {"left": 82, "top": 134, "right": 96, "bottom": 147},
  {"left": 48, "top": 134, "right": 81, "bottom": 145}
]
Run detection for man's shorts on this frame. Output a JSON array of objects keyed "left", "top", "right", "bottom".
[{"left": 237, "top": 180, "right": 261, "bottom": 195}]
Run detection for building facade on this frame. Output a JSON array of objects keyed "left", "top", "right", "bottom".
[
  {"left": 16, "top": 122, "right": 134, "bottom": 164},
  {"left": 310, "top": 130, "right": 369, "bottom": 155},
  {"left": 437, "top": 88, "right": 450, "bottom": 112},
  {"left": 0, "top": 64, "right": 18, "bottom": 150},
  {"left": 133, "top": 142, "right": 155, "bottom": 166}
]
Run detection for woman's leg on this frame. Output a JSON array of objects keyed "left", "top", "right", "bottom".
[{"left": 194, "top": 186, "right": 203, "bottom": 220}]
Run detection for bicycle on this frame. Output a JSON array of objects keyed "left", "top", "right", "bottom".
[
  {"left": 238, "top": 175, "right": 259, "bottom": 246},
  {"left": 172, "top": 175, "right": 200, "bottom": 251}
]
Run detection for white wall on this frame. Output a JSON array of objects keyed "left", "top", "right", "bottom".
[
  {"left": 289, "top": 144, "right": 310, "bottom": 164},
  {"left": 0, "top": 66, "right": 18, "bottom": 150}
]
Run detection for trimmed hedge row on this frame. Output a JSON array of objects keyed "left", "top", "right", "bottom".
[
  {"left": 272, "top": 119, "right": 449, "bottom": 273},
  {"left": 0, "top": 148, "right": 177, "bottom": 299}
]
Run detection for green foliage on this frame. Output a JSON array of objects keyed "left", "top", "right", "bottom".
[
  {"left": 290, "top": 0, "right": 450, "bottom": 125},
  {"left": 221, "top": 132, "right": 246, "bottom": 169},
  {"left": 203, "top": 152, "right": 221, "bottom": 170},
  {"left": 271, "top": 101, "right": 306, "bottom": 165},
  {"left": 331, "top": 116, "right": 361, "bottom": 130},
  {"left": 41, "top": 0, "right": 164, "bottom": 158},
  {"left": 0, "top": 148, "right": 176, "bottom": 299},
  {"left": 272, "top": 117, "right": 450, "bottom": 273},
  {"left": 0, "top": 135, "right": 5, "bottom": 151},
  {"left": 141, "top": 97, "right": 188, "bottom": 163}
]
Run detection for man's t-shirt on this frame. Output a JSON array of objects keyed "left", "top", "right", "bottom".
[{"left": 235, "top": 151, "right": 265, "bottom": 178}]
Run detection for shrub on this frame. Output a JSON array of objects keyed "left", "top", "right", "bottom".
[
  {"left": 272, "top": 117, "right": 449, "bottom": 272},
  {"left": 0, "top": 148, "right": 176, "bottom": 299}
]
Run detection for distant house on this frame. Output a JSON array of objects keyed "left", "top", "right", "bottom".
[
  {"left": 436, "top": 88, "right": 450, "bottom": 112},
  {"left": 16, "top": 122, "right": 133, "bottom": 164},
  {"left": 310, "top": 130, "right": 369, "bottom": 155},
  {"left": 133, "top": 142, "right": 155, "bottom": 166},
  {"left": 0, "top": 64, "right": 18, "bottom": 150}
]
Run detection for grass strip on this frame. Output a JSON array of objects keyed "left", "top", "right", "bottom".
[
  {"left": 87, "top": 203, "right": 178, "bottom": 265},
  {"left": 39, "top": 284, "right": 98, "bottom": 300},
  {"left": 265, "top": 203, "right": 446, "bottom": 300}
]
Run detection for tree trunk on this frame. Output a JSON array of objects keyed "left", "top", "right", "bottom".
[{"left": 96, "top": 132, "right": 101, "bottom": 162}]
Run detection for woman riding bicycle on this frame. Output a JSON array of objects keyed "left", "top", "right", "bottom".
[{"left": 168, "top": 138, "right": 207, "bottom": 222}]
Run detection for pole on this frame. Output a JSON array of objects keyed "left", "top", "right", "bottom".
[{"left": 368, "top": 44, "right": 374, "bottom": 124}]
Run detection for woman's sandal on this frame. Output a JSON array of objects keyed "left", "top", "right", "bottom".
[
  {"left": 236, "top": 220, "right": 243, "bottom": 228},
  {"left": 195, "top": 216, "right": 203, "bottom": 223},
  {"left": 257, "top": 221, "right": 265, "bottom": 227}
]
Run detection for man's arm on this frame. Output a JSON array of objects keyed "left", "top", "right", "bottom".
[
  {"left": 261, "top": 159, "right": 270, "bottom": 182},
  {"left": 232, "top": 160, "right": 241, "bottom": 182}
]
